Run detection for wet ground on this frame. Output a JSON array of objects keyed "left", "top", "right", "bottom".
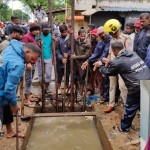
[{"left": 0, "top": 67, "right": 140, "bottom": 150}]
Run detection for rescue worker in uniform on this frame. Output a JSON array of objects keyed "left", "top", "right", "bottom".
[
  {"left": 93, "top": 19, "right": 132, "bottom": 113},
  {"left": 99, "top": 41, "right": 150, "bottom": 132}
]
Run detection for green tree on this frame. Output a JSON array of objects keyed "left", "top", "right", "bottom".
[
  {"left": 13, "top": 9, "right": 30, "bottom": 22},
  {"left": 0, "top": 2, "right": 12, "bottom": 22}
]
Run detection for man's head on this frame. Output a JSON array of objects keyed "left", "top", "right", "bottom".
[
  {"left": 139, "top": 13, "right": 150, "bottom": 29},
  {"left": 87, "top": 24, "right": 96, "bottom": 33},
  {"left": 42, "top": 23, "right": 51, "bottom": 36},
  {"left": 97, "top": 26, "right": 107, "bottom": 40},
  {"left": 10, "top": 25, "right": 24, "bottom": 40},
  {"left": 125, "top": 23, "right": 134, "bottom": 35},
  {"left": 78, "top": 29, "right": 86, "bottom": 42},
  {"left": 24, "top": 43, "right": 41, "bottom": 63},
  {"left": 29, "top": 23, "right": 40, "bottom": 36},
  {"left": 111, "top": 42, "right": 124, "bottom": 57},
  {"left": 59, "top": 24, "right": 68, "bottom": 38},
  {"left": 104, "top": 19, "right": 121, "bottom": 38},
  {"left": 134, "top": 19, "right": 141, "bottom": 32},
  {"left": 11, "top": 16, "right": 19, "bottom": 25},
  {"left": 91, "top": 29, "right": 98, "bottom": 41}
]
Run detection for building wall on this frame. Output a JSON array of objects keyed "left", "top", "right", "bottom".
[
  {"left": 140, "top": 80, "right": 150, "bottom": 150},
  {"left": 89, "top": 11, "right": 141, "bottom": 29},
  {"left": 90, "top": 11, "right": 125, "bottom": 28}
]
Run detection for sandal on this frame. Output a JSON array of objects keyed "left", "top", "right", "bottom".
[{"left": 7, "top": 131, "right": 25, "bottom": 138}]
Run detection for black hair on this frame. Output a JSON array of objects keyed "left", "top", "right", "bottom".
[
  {"left": 78, "top": 29, "right": 86, "bottom": 35},
  {"left": 139, "top": 13, "right": 150, "bottom": 19},
  {"left": 126, "top": 23, "right": 134, "bottom": 29},
  {"left": 24, "top": 43, "right": 41, "bottom": 55},
  {"left": 59, "top": 24, "right": 67, "bottom": 33},
  {"left": 10, "top": 25, "right": 23, "bottom": 34},
  {"left": 80, "top": 26, "right": 84, "bottom": 29},
  {"left": 88, "top": 24, "right": 96, "bottom": 30},
  {"left": 11, "top": 16, "right": 19, "bottom": 21},
  {"left": 111, "top": 42, "right": 123, "bottom": 51}
]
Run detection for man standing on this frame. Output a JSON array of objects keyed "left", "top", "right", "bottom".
[
  {"left": 0, "top": 25, "right": 23, "bottom": 53},
  {"left": 99, "top": 42, "right": 150, "bottom": 132},
  {"left": 21, "top": 23, "right": 40, "bottom": 107},
  {"left": 94, "top": 19, "right": 132, "bottom": 113},
  {"left": 0, "top": 40, "right": 41, "bottom": 138},
  {"left": 82, "top": 26, "right": 111, "bottom": 100},
  {"left": 56, "top": 24, "right": 71, "bottom": 94},
  {"left": 37, "top": 23, "right": 53, "bottom": 93},
  {"left": 71, "top": 29, "right": 91, "bottom": 96},
  {"left": 135, "top": 13, "right": 150, "bottom": 61},
  {"left": 5, "top": 16, "right": 20, "bottom": 36}
]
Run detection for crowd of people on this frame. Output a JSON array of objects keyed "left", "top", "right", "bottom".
[{"left": 0, "top": 12, "right": 150, "bottom": 139}]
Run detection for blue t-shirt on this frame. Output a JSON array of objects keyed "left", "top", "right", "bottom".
[{"left": 41, "top": 33, "right": 52, "bottom": 60}]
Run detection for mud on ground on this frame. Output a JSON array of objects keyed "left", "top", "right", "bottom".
[{"left": 0, "top": 84, "right": 140, "bottom": 150}]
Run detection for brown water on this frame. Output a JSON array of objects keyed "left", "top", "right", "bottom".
[{"left": 26, "top": 116, "right": 103, "bottom": 150}]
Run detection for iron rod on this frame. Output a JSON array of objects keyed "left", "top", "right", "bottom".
[
  {"left": 48, "top": 0, "right": 59, "bottom": 112},
  {"left": 70, "top": 0, "right": 75, "bottom": 112}
]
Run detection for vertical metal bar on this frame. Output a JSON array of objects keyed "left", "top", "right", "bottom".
[
  {"left": 41, "top": 37, "right": 45, "bottom": 113},
  {"left": 63, "top": 63, "right": 67, "bottom": 112},
  {"left": 70, "top": 0, "right": 75, "bottom": 111},
  {"left": 21, "top": 70, "right": 25, "bottom": 116},
  {"left": 16, "top": 111, "right": 19, "bottom": 150},
  {"left": 83, "top": 67, "right": 89, "bottom": 111},
  {"left": 48, "top": 0, "right": 58, "bottom": 112}
]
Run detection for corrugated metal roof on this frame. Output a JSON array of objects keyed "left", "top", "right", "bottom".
[
  {"left": 102, "top": 7, "right": 150, "bottom": 12},
  {"left": 81, "top": 9, "right": 97, "bottom": 16}
]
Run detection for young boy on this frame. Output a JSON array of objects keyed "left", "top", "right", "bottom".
[
  {"left": 71, "top": 29, "right": 91, "bottom": 96},
  {"left": 56, "top": 24, "right": 71, "bottom": 94}
]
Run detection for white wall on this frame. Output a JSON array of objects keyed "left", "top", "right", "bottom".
[{"left": 140, "top": 80, "right": 150, "bottom": 150}]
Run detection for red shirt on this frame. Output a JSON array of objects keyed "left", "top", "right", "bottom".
[{"left": 21, "top": 32, "right": 37, "bottom": 44}]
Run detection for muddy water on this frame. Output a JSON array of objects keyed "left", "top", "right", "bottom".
[{"left": 26, "top": 116, "right": 103, "bottom": 150}]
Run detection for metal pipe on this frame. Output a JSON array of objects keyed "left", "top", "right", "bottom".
[
  {"left": 16, "top": 111, "right": 19, "bottom": 150},
  {"left": 40, "top": 36, "right": 45, "bottom": 113},
  {"left": 48, "top": 0, "right": 59, "bottom": 112},
  {"left": 70, "top": 0, "right": 75, "bottom": 112},
  {"left": 83, "top": 66, "right": 89, "bottom": 111},
  {"left": 62, "top": 63, "right": 67, "bottom": 112}
]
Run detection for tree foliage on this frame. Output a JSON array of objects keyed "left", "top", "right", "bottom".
[
  {"left": 0, "top": 2, "right": 30, "bottom": 22},
  {"left": 18, "top": 0, "right": 71, "bottom": 23}
]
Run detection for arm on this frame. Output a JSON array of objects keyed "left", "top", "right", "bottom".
[
  {"left": 99, "top": 42, "right": 110, "bottom": 61},
  {"left": 4, "top": 63, "right": 24, "bottom": 105},
  {"left": 56, "top": 38, "right": 63, "bottom": 61},
  {"left": 100, "top": 61, "right": 119, "bottom": 76},
  {"left": 88, "top": 42, "right": 103, "bottom": 63}
]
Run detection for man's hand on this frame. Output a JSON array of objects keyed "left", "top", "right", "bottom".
[
  {"left": 62, "top": 58, "right": 67, "bottom": 64},
  {"left": 26, "top": 63, "right": 32, "bottom": 71},
  {"left": 71, "top": 54, "right": 76, "bottom": 59},
  {"left": 102, "top": 58, "right": 109, "bottom": 67},
  {"left": 93, "top": 61, "right": 102, "bottom": 71},
  {"left": 81, "top": 61, "right": 88, "bottom": 70},
  {"left": 11, "top": 105, "right": 20, "bottom": 113},
  {"left": 64, "top": 53, "right": 68, "bottom": 59},
  {"left": 52, "top": 35, "right": 56, "bottom": 41}
]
